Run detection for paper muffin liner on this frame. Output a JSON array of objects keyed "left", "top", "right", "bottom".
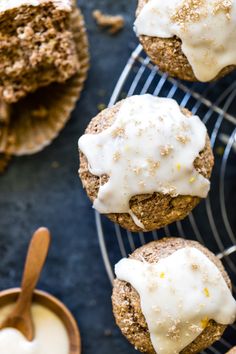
[
  {"left": 0, "top": 7, "right": 89, "bottom": 155},
  {"left": 0, "top": 153, "right": 12, "bottom": 174}
]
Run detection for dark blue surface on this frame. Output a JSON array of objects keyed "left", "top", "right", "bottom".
[{"left": 0, "top": 1, "right": 138, "bottom": 353}]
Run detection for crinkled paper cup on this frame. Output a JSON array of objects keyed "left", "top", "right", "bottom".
[{"left": 0, "top": 7, "right": 89, "bottom": 155}]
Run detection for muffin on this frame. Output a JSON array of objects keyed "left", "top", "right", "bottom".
[
  {"left": 79, "top": 94, "right": 214, "bottom": 232},
  {"left": 0, "top": 5, "right": 89, "bottom": 157},
  {"left": 135, "top": 0, "right": 236, "bottom": 82},
  {"left": 0, "top": 0, "right": 80, "bottom": 103},
  {"left": 227, "top": 348, "right": 236, "bottom": 354},
  {"left": 112, "top": 238, "right": 236, "bottom": 354}
]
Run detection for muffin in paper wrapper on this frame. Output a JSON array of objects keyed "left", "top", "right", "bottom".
[
  {"left": 0, "top": 6, "right": 89, "bottom": 155},
  {"left": 0, "top": 153, "right": 12, "bottom": 174}
]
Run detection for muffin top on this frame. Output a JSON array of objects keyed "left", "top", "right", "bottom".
[
  {"left": 135, "top": 0, "right": 236, "bottom": 82},
  {"left": 115, "top": 245, "right": 236, "bottom": 354},
  {"left": 79, "top": 94, "right": 210, "bottom": 228},
  {"left": 0, "top": 0, "right": 72, "bottom": 12}
]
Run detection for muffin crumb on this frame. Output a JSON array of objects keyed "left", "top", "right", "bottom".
[{"left": 93, "top": 10, "right": 125, "bottom": 34}]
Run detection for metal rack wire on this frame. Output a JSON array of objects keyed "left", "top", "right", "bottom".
[{"left": 96, "top": 45, "right": 236, "bottom": 353}]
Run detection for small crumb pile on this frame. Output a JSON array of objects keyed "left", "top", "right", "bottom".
[{"left": 93, "top": 10, "right": 124, "bottom": 34}]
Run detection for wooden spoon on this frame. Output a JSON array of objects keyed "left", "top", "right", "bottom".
[{"left": 0, "top": 227, "right": 51, "bottom": 341}]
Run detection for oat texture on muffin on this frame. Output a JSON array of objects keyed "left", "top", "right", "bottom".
[
  {"left": 112, "top": 238, "right": 236, "bottom": 354},
  {"left": 79, "top": 94, "right": 214, "bottom": 232},
  {"left": 0, "top": 5, "right": 89, "bottom": 156},
  {"left": 135, "top": 0, "right": 236, "bottom": 81},
  {"left": 0, "top": 0, "right": 80, "bottom": 103}
]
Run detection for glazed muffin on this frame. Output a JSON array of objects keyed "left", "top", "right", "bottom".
[
  {"left": 227, "top": 347, "right": 236, "bottom": 354},
  {"left": 0, "top": 0, "right": 80, "bottom": 103},
  {"left": 135, "top": 0, "right": 236, "bottom": 82},
  {"left": 79, "top": 94, "right": 214, "bottom": 232},
  {"left": 112, "top": 238, "right": 236, "bottom": 354}
]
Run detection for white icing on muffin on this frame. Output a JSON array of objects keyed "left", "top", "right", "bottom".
[
  {"left": 79, "top": 94, "right": 210, "bottom": 227},
  {"left": 135, "top": 0, "right": 236, "bottom": 81},
  {"left": 115, "top": 246, "right": 236, "bottom": 354}
]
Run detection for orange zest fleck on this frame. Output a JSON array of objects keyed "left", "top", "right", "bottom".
[
  {"left": 200, "top": 316, "right": 209, "bottom": 329},
  {"left": 189, "top": 176, "right": 196, "bottom": 183},
  {"left": 203, "top": 287, "right": 210, "bottom": 298},
  {"left": 176, "top": 163, "right": 181, "bottom": 171}
]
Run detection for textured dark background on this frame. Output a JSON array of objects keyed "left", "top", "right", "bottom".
[{"left": 0, "top": 0, "right": 138, "bottom": 353}]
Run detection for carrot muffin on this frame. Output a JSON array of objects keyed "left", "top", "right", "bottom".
[
  {"left": 0, "top": 0, "right": 80, "bottom": 103},
  {"left": 112, "top": 238, "right": 236, "bottom": 354},
  {"left": 79, "top": 94, "right": 214, "bottom": 232},
  {"left": 227, "top": 347, "right": 236, "bottom": 354},
  {"left": 135, "top": 0, "right": 236, "bottom": 81}
]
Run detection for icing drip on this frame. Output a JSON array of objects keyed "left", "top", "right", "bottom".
[
  {"left": 0, "top": 0, "right": 72, "bottom": 12},
  {"left": 79, "top": 94, "right": 210, "bottom": 228},
  {"left": 135, "top": 0, "right": 236, "bottom": 81},
  {"left": 115, "top": 247, "right": 236, "bottom": 354}
]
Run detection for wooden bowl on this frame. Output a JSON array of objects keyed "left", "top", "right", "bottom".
[{"left": 0, "top": 288, "right": 81, "bottom": 354}]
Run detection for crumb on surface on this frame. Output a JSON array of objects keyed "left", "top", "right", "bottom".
[
  {"left": 92, "top": 10, "right": 125, "bottom": 34},
  {"left": 216, "top": 146, "right": 225, "bottom": 155},
  {"left": 97, "top": 103, "right": 107, "bottom": 111},
  {"left": 104, "top": 328, "right": 112, "bottom": 337},
  {"left": 51, "top": 161, "right": 60, "bottom": 169}
]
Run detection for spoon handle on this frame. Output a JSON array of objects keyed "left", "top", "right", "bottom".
[{"left": 16, "top": 227, "right": 51, "bottom": 312}]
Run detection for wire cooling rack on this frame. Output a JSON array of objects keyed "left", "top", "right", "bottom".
[{"left": 96, "top": 45, "right": 236, "bottom": 353}]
